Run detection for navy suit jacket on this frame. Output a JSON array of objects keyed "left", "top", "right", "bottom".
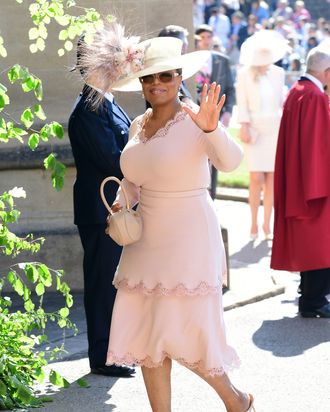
[{"left": 68, "top": 86, "right": 130, "bottom": 225}]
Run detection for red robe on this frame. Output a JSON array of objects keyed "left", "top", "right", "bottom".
[{"left": 271, "top": 79, "right": 330, "bottom": 271}]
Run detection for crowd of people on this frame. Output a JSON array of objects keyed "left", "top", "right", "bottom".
[{"left": 193, "top": 0, "right": 330, "bottom": 86}]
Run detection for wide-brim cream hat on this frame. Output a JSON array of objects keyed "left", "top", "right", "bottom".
[
  {"left": 112, "top": 37, "right": 210, "bottom": 92},
  {"left": 239, "top": 30, "right": 289, "bottom": 66}
]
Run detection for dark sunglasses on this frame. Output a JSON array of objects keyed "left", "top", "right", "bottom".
[{"left": 139, "top": 71, "right": 181, "bottom": 84}]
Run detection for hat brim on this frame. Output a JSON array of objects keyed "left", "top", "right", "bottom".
[
  {"left": 112, "top": 50, "right": 210, "bottom": 92},
  {"left": 239, "top": 30, "right": 289, "bottom": 66}
]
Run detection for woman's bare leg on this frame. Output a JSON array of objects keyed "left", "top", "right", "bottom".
[
  {"left": 141, "top": 357, "right": 172, "bottom": 412},
  {"left": 190, "top": 368, "right": 251, "bottom": 412},
  {"left": 262, "top": 172, "right": 274, "bottom": 237},
  {"left": 249, "top": 172, "right": 264, "bottom": 236}
]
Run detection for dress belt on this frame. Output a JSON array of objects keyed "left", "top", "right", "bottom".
[{"left": 140, "top": 188, "right": 207, "bottom": 198}]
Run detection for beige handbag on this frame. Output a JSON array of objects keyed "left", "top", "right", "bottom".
[{"left": 100, "top": 176, "right": 142, "bottom": 246}]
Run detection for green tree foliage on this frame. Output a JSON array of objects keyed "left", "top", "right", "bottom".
[{"left": 0, "top": 1, "right": 107, "bottom": 408}]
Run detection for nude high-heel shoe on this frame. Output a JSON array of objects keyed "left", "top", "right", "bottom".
[{"left": 246, "top": 394, "right": 256, "bottom": 411}]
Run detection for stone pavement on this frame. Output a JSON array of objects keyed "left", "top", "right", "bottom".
[{"left": 27, "top": 193, "right": 291, "bottom": 411}]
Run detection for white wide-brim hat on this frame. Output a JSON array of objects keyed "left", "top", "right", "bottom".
[
  {"left": 112, "top": 37, "right": 210, "bottom": 92},
  {"left": 239, "top": 30, "right": 290, "bottom": 66}
]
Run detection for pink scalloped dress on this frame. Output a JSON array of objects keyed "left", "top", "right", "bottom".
[{"left": 106, "top": 110, "right": 243, "bottom": 376}]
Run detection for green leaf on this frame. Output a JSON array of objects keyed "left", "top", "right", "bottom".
[
  {"left": 40, "top": 124, "right": 51, "bottom": 141},
  {"left": 59, "top": 307, "right": 69, "bottom": 318},
  {"left": 29, "top": 27, "right": 39, "bottom": 40},
  {"left": 58, "top": 318, "right": 67, "bottom": 328},
  {"left": 34, "top": 104, "right": 46, "bottom": 120},
  {"left": 0, "top": 95, "right": 5, "bottom": 111},
  {"left": 23, "top": 285, "right": 30, "bottom": 301},
  {"left": 26, "top": 264, "right": 39, "bottom": 283},
  {"left": 15, "top": 384, "right": 33, "bottom": 404},
  {"left": 59, "top": 29, "right": 68, "bottom": 40},
  {"left": 49, "top": 370, "right": 70, "bottom": 388},
  {"left": 38, "top": 24, "right": 48, "bottom": 40},
  {"left": 13, "top": 277, "right": 24, "bottom": 296},
  {"left": 0, "top": 83, "right": 7, "bottom": 94},
  {"left": 7, "top": 270, "right": 17, "bottom": 284},
  {"left": 58, "top": 48, "right": 65, "bottom": 57},
  {"left": 64, "top": 40, "right": 73, "bottom": 51},
  {"left": 38, "top": 264, "right": 52, "bottom": 287},
  {"left": 22, "top": 76, "right": 36, "bottom": 92},
  {"left": 44, "top": 153, "right": 56, "bottom": 169},
  {"left": 55, "top": 15, "right": 71, "bottom": 26},
  {"left": 50, "top": 122, "right": 64, "bottom": 138},
  {"left": 34, "top": 79, "right": 43, "bottom": 100},
  {"left": 7, "top": 64, "right": 21, "bottom": 83},
  {"left": 24, "top": 299, "right": 35, "bottom": 312},
  {"left": 28, "top": 133, "right": 40, "bottom": 150},
  {"left": 0, "top": 379, "right": 7, "bottom": 396},
  {"left": 77, "top": 378, "right": 90, "bottom": 388},
  {"left": 67, "top": 24, "right": 78, "bottom": 40},
  {"left": 36, "top": 37, "right": 46, "bottom": 51},
  {"left": 53, "top": 174, "right": 65, "bottom": 191},
  {"left": 35, "top": 282, "right": 45, "bottom": 296},
  {"left": 54, "top": 160, "right": 66, "bottom": 176},
  {"left": 29, "top": 43, "right": 38, "bottom": 53},
  {"left": 66, "top": 294, "right": 73, "bottom": 308},
  {"left": 21, "top": 108, "right": 34, "bottom": 128}
]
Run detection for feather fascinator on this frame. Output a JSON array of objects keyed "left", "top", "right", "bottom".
[{"left": 76, "top": 22, "right": 145, "bottom": 106}]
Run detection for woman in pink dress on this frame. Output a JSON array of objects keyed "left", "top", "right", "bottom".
[{"left": 81, "top": 25, "right": 255, "bottom": 412}]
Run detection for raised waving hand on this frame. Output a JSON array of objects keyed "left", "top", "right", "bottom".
[{"left": 182, "top": 82, "right": 226, "bottom": 133}]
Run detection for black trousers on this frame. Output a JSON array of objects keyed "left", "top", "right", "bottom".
[
  {"left": 210, "top": 166, "right": 218, "bottom": 200},
  {"left": 299, "top": 268, "right": 330, "bottom": 311},
  {"left": 78, "top": 224, "right": 122, "bottom": 368}
]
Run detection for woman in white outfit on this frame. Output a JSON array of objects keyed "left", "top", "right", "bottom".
[{"left": 236, "top": 30, "right": 287, "bottom": 239}]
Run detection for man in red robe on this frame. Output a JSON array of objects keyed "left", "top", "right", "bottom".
[{"left": 271, "top": 46, "right": 330, "bottom": 318}]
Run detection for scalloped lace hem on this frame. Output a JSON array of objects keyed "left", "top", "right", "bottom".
[
  {"left": 135, "top": 108, "right": 188, "bottom": 143},
  {"left": 113, "top": 278, "right": 222, "bottom": 296},
  {"left": 107, "top": 351, "right": 240, "bottom": 376}
]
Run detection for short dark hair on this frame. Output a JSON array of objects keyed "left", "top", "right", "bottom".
[
  {"left": 195, "top": 24, "right": 213, "bottom": 36},
  {"left": 158, "top": 25, "right": 188, "bottom": 41}
]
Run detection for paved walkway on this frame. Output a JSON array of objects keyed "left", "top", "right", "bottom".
[{"left": 29, "top": 193, "right": 292, "bottom": 411}]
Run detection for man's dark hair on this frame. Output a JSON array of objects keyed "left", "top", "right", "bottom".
[
  {"left": 195, "top": 24, "right": 213, "bottom": 36},
  {"left": 158, "top": 25, "right": 188, "bottom": 41}
]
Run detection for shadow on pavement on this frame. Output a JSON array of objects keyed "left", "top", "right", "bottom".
[
  {"left": 36, "top": 370, "right": 119, "bottom": 411},
  {"left": 252, "top": 314, "right": 330, "bottom": 357},
  {"left": 230, "top": 239, "right": 272, "bottom": 268}
]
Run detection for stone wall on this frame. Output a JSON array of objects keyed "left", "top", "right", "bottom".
[{"left": 0, "top": 0, "right": 195, "bottom": 291}]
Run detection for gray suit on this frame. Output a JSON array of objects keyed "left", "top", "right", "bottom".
[
  {"left": 210, "top": 51, "right": 235, "bottom": 116},
  {"left": 209, "top": 51, "right": 235, "bottom": 199}
]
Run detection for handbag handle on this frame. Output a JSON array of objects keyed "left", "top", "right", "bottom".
[{"left": 100, "top": 176, "right": 130, "bottom": 214}]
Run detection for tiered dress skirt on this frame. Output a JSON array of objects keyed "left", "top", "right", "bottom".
[{"left": 106, "top": 188, "right": 240, "bottom": 376}]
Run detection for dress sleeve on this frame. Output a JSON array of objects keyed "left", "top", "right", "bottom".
[
  {"left": 114, "top": 116, "right": 142, "bottom": 208},
  {"left": 202, "top": 125, "right": 243, "bottom": 172},
  {"left": 236, "top": 69, "right": 250, "bottom": 123}
]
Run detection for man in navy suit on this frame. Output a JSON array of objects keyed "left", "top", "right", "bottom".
[{"left": 68, "top": 44, "right": 135, "bottom": 377}]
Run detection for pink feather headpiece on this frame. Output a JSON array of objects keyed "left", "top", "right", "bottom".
[{"left": 77, "top": 22, "right": 145, "bottom": 105}]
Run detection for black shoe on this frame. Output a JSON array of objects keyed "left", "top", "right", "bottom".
[
  {"left": 91, "top": 365, "right": 135, "bottom": 377},
  {"left": 300, "top": 303, "right": 330, "bottom": 318}
]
